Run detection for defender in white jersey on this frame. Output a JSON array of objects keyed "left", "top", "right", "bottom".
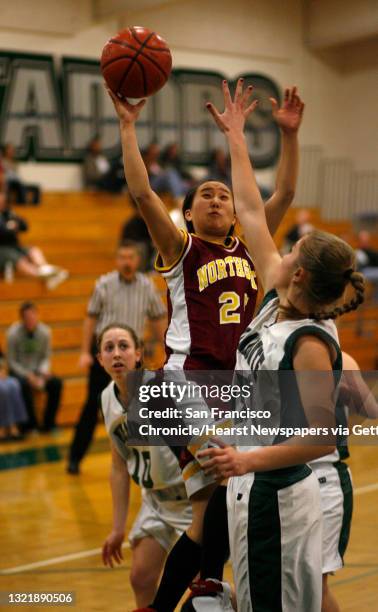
[
  {"left": 98, "top": 324, "right": 191, "bottom": 609},
  {"left": 232, "top": 289, "right": 341, "bottom": 612},
  {"left": 199, "top": 79, "right": 365, "bottom": 611}
]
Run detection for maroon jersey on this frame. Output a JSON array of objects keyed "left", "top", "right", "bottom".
[{"left": 156, "top": 231, "right": 258, "bottom": 370}]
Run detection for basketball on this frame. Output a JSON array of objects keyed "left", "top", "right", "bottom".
[{"left": 101, "top": 26, "right": 172, "bottom": 99}]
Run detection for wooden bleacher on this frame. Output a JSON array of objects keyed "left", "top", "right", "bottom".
[
  {"left": 0, "top": 194, "right": 376, "bottom": 426},
  {"left": 0, "top": 192, "right": 166, "bottom": 425}
]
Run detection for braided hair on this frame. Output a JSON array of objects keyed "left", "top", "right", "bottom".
[{"left": 281, "top": 230, "right": 365, "bottom": 321}]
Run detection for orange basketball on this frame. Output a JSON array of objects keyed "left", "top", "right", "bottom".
[{"left": 101, "top": 26, "right": 172, "bottom": 99}]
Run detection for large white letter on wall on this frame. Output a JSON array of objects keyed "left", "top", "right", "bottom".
[
  {"left": 0, "top": 55, "right": 63, "bottom": 159},
  {"left": 63, "top": 58, "right": 120, "bottom": 157}
]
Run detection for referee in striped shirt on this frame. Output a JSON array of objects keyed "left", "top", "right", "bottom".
[{"left": 67, "top": 240, "right": 166, "bottom": 474}]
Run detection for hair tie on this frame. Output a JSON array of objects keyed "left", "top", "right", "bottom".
[{"left": 343, "top": 268, "right": 353, "bottom": 280}]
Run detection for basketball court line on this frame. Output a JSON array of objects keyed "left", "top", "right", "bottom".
[
  {"left": 1, "top": 480, "right": 377, "bottom": 576},
  {"left": 353, "top": 481, "right": 378, "bottom": 495},
  {"left": 332, "top": 567, "right": 378, "bottom": 587},
  {"left": 0, "top": 543, "right": 130, "bottom": 575},
  {"left": 2, "top": 566, "right": 130, "bottom": 575}
]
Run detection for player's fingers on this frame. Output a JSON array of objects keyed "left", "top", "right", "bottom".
[
  {"left": 234, "top": 77, "right": 244, "bottom": 103},
  {"left": 206, "top": 102, "right": 228, "bottom": 132},
  {"left": 197, "top": 448, "right": 214, "bottom": 459},
  {"left": 200, "top": 457, "right": 216, "bottom": 469},
  {"left": 198, "top": 446, "right": 224, "bottom": 459},
  {"left": 292, "top": 90, "right": 301, "bottom": 106},
  {"left": 113, "top": 549, "right": 122, "bottom": 564},
  {"left": 245, "top": 99, "right": 258, "bottom": 117},
  {"left": 218, "top": 455, "right": 234, "bottom": 464},
  {"left": 284, "top": 87, "right": 290, "bottom": 102},
  {"left": 202, "top": 458, "right": 223, "bottom": 472},
  {"left": 269, "top": 97, "right": 278, "bottom": 112},
  {"left": 204, "top": 455, "right": 232, "bottom": 473},
  {"left": 210, "top": 436, "right": 227, "bottom": 448},
  {"left": 134, "top": 98, "right": 147, "bottom": 111},
  {"left": 105, "top": 86, "right": 120, "bottom": 107},
  {"left": 222, "top": 80, "right": 233, "bottom": 108},
  {"left": 241, "top": 85, "right": 254, "bottom": 108},
  {"left": 289, "top": 85, "right": 298, "bottom": 104}
]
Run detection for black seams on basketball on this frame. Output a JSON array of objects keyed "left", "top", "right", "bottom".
[{"left": 101, "top": 26, "right": 172, "bottom": 99}]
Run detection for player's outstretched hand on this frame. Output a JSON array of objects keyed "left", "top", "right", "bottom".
[
  {"left": 106, "top": 85, "right": 146, "bottom": 125},
  {"left": 102, "top": 531, "right": 125, "bottom": 568},
  {"left": 197, "top": 441, "right": 248, "bottom": 479},
  {"left": 270, "top": 86, "right": 305, "bottom": 134},
  {"left": 206, "top": 78, "right": 258, "bottom": 135}
]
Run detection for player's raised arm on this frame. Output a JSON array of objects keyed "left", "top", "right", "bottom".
[
  {"left": 206, "top": 79, "right": 281, "bottom": 291},
  {"left": 108, "top": 90, "right": 184, "bottom": 267},
  {"left": 264, "top": 86, "right": 305, "bottom": 236}
]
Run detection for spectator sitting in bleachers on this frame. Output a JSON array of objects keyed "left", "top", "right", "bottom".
[
  {"left": 206, "top": 147, "right": 272, "bottom": 200},
  {"left": 356, "top": 230, "right": 378, "bottom": 298},
  {"left": 160, "top": 142, "right": 194, "bottom": 191},
  {"left": 282, "top": 208, "right": 314, "bottom": 253},
  {"left": 83, "top": 136, "right": 110, "bottom": 190},
  {"left": 206, "top": 147, "right": 231, "bottom": 186},
  {"left": 0, "top": 348, "right": 28, "bottom": 441},
  {"left": 2, "top": 143, "right": 41, "bottom": 205},
  {"left": 356, "top": 230, "right": 378, "bottom": 268},
  {"left": 0, "top": 191, "right": 68, "bottom": 288},
  {"left": 101, "top": 153, "right": 126, "bottom": 193},
  {"left": 143, "top": 142, "right": 187, "bottom": 198},
  {"left": 83, "top": 137, "right": 125, "bottom": 193},
  {"left": 6, "top": 302, "right": 63, "bottom": 433}
]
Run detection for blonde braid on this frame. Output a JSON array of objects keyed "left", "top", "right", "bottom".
[{"left": 309, "top": 270, "right": 365, "bottom": 321}]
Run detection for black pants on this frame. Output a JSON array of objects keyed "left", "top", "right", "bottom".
[
  {"left": 68, "top": 355, "right": 110, "bottom": 464},
  {"left": 7, "top": 179, "right": 41, "bottom": 205},
  {"left": 10, "top": 372, "right": 62, "bottom": 431}
]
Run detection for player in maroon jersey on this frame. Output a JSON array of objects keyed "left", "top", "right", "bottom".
[
  {"left": 108, "top": 83, "right": 304, "bottom": 611},
  {"left": 108, "top": 86, "right": 303, "bottom": 372},
  {"left": 156, "top": 213, "right": 258, "bottom": 370}
]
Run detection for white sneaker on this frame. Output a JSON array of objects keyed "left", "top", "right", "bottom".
[
  {"left": 37, "top": 264, "right": 60, "bottom": 278},
  {"left": 181, "top": 580, "right": 235, "bottom": 611},
  {"left": 45, "top": 269, "right": 69, "bottom": 290}
]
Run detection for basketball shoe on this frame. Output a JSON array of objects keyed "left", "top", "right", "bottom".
[{"left": 181, "top": 579, "right": 234, "bottom": 611}]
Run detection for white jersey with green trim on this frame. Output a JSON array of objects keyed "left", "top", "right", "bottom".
[
  {"left": 101, "top": 380, "right": 184, "bottom": 491},
  {"left": 235, "top": 289, "right": 342, "bottom": 456}
]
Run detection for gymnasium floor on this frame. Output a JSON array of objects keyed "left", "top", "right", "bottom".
[{"left": 0, "top": 426, "right": 377, "bottom": 611}]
